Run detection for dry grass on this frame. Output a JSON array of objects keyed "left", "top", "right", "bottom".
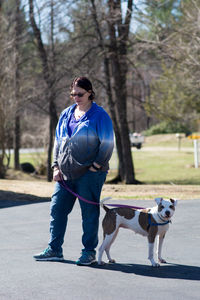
[
  {"left": 0, "top": 178, "right": 200, "bottom": 201},
  {"left": 101, "top": 183, "right": 200, "bottom": 200},
  {"left": 1, "top": 132, "right": 200, "bottom": 203}
]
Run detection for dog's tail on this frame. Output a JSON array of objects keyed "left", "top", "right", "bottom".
[{"left": 100, "top": 197, "right": 112, "bottom": 212}]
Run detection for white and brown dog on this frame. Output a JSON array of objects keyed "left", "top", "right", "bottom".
[{"left": 98, "top": 198, "right": 177, "bottom": 267}]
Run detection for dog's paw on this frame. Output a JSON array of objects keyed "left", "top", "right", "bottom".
[
  {"left": 158, "top": 258, "right": 167, "bottom": 264},
  {"left": 108, "top": 259, "right": 116, "bottom": 264},
  {"left": 152, "top": 263, "right": 160, "bottom": 268},
  {"left": 98, "top": 261, "right": 105, "bottom": 265}
]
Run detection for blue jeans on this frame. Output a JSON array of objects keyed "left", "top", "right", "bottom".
[{"left": 48, "top": 170, "right": 107, "bottom": 254}]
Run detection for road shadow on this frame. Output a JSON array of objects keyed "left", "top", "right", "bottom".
[
  {"left": 0, "top": 190, "right": 50, "bottom": 209},
  {"left": 89, "top": 262, "right": 200, "bottom": 280},
  {"left": 57, "top": 259, "right": 200, "bottom": 281},
  {"left": 34, "top": 256, "right": 200, "bottom": 281}
]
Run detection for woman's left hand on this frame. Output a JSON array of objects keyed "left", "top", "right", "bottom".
[{"left": 89, "top": 166, "right": 98, "bottom": 172}]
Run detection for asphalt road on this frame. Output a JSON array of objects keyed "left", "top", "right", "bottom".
[{"left": 0, "top": 197, "right": 200, "bottom": 300}]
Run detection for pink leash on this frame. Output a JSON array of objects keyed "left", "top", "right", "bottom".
[{"left": 59, "top": 177, "right": 145, "bottom": 210}]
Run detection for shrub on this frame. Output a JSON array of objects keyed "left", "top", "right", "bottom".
[{"left": 144, "top": 121, "right": 192, "bottom": 136}]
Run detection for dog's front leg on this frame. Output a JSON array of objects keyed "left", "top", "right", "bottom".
[
  {"left": 148, "top": 242, "right": 159, "bottom": 267},
  {"left": 148, "top": 233, "right": 160, "bottom": 267},
  {"left": 157, "top": 234, "right": 167, "bottom": 264}
]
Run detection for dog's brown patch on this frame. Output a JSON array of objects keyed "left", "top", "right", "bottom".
[
  {"left": 170, "top": 198, "right": 175, "bottom": 205},
  {"left": 139, "top": 212, "right": 149, "bottom": 231},
  {"left": 116, "top": 207, "right": 135, "bottom": 219},
  {"left": 102, "top": 209, "right": 117, "bottom": 236},
  {"left": 102, "top": 207, "right": 135, "bottom": 237},
  {"left": 170, "top": 199, "right": 176, "bottom": 210},
  {"left": 158, "top": 204, "right": 163, "bottom": 212},
  {"left": 148, "top": 224, "right": 158, "bottom": 243},
  {"left": 139, "top": 213, "right": 158, "bottom": 243}
]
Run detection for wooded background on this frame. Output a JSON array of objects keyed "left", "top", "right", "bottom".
[{"left": 0, "top": 0, "right": 199, "bottom": 183}]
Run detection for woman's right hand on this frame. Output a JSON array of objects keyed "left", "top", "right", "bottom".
[{"left": 53, "top": 167, "right": 62, "bottom": 181}]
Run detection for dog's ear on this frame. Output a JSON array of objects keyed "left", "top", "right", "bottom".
[
  {"left": 155, "top": 197, "right": 163, "bottom": 205},
  {"left": 170, "top": 198, "right": 178, "bottom": 206}
]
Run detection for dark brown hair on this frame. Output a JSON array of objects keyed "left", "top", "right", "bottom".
[{"left": 71, "top": 77, "right": 95, "bottom": 100}]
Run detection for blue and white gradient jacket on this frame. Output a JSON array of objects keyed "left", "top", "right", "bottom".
[{"left": 52, "top": 102, "right": 114, "bottom": 180}]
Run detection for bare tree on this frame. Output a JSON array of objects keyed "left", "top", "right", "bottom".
[
  {"left": 0, "top": 0, "right": 13, "bottom": 177},
  {"left": 0, "top": 2, "right": 4, "bottom": 178},
  {"left": 0, "top": 0, "right": 7, "bottom": 178},
  {"left": 29, "top": 0, "right": 58, "bottom": 181},
  {"left": 90, "top": 0, "right": 125, "bottom": 182},
  {"left": 90, "top": 0, "right": 138, "bottom": 183},
  {"left": 13, "top": 0, "right": 21, "bottom": 170}
]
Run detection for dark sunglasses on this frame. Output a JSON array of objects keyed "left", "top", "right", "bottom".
[{"left": 70, "top": 92, "right": 86, "bottom": 98}]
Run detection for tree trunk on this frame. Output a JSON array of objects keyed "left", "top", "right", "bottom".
[
  {"left": 14, "top": 115, "right": 20, "bottom": 170},
  {"left": 0, "top": 0, "right": 6, "bottom": 178},
  {"left": 0, "top": 107, "right": 6, "bottom": 178},
  {"left": 90, "top": 0, "right": 125, "bottom": 182},
  {"left": 47, "top": 97, "right": 58, "bottom": 181},
  {"left": 14, "top": 0, "right": 21, "bottom": 170},
  {"left": 107, "top": 0, "right": 137, "bottom": 183},
  {"left": 103, "top": 57, "right": 125, "bottom": 181},
  {"left": 112, "top": 58, "right": 136, "bottom": 183}
]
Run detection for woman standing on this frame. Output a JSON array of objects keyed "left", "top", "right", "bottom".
[{"left": 34, "top": 77, "right": 114, "bottom": 265}]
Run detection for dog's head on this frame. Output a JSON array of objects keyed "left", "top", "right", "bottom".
[{"left": 155, "top": 197, "right": 177, "bottom": 220}]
